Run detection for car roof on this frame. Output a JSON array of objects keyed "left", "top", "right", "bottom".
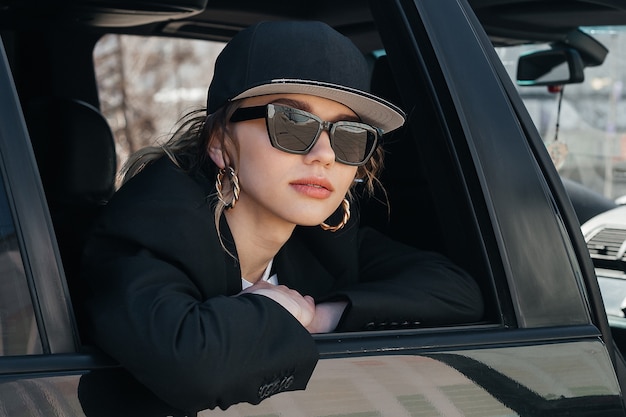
[
  {"left": 2, "top": 0, "right": 626, "bottom": 48},
  {"left": 472, "top": 0, "right": 626, "bottom": 46}
]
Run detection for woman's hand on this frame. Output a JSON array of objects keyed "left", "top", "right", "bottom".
[
  {"left": 305, "top": 301, "right": 348, "bottom": 334},
  {"left": 240, "top": 281, "right": 316, "bottom": 328},
  {"left": 239, "top": 282, "right": 348, "bottom": 333}
]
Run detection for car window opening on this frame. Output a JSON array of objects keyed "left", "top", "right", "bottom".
[{"left": 19, "top": 36, "right": 496, "bottom": 347}]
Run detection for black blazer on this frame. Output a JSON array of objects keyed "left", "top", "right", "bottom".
[{"left": 81, "top": 157, "right": 483, "bottom": 412}]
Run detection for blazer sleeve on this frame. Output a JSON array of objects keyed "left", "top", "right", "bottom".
[
  {"left": 294, "top": 220, "right": 484, "bottom": 331},
  {"left": 81, "top": 160, "right": 318, "bottom": 413},
  {"left": 323, "top": 226, "right": 484, "bottom": 332},
  {"left": 288, "top": 218, "right": 484, "bottom": 332}
]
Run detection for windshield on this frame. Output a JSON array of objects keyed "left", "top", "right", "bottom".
[{"left": 496, "top": 26, "right": 626, "bottom": 201}]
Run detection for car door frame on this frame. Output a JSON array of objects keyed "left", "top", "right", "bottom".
[{"left": 0, "top": 37, "right": 77, "bottom": 355}]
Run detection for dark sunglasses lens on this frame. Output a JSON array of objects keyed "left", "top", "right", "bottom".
[
  {"left": 269, "top": 106, "right": 320, "bottom": 152},
  {"left": 332, "top": 124, "right": 377, "bottom": 165},
  {"left": 267, "top": 105, "right": 378, "bottom": 165}
]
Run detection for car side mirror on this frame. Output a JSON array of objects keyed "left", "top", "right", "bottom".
[{"left": 517, "top": 48, "right": 585, "bottom": 86}]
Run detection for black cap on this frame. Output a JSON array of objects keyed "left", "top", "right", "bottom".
[{"left": 207, "top": 20, "right": 405, "bottom": 133}]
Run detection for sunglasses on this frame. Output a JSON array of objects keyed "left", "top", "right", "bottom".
[{"left": 229, "top": 103, "right": 381, "bottom": 166}]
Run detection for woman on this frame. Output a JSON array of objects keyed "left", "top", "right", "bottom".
[{"left": 81, "top": 20, "right": 483, "bottom": 413}]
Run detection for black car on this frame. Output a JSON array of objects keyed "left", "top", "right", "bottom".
[{"left": 1, "top": 0, "right": 626, "bottom": 416}]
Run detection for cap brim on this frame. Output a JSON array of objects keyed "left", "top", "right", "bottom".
[{"left": 230, "top": 79, "right": 406, "bottom": 134}]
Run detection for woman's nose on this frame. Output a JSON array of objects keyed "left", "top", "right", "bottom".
[{"left": 303, "top": 130, "right": 335, "bottom": 165}]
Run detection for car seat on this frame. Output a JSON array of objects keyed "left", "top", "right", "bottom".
[{"left": 23, "top": 96, "right": 116, "bottom": 336}]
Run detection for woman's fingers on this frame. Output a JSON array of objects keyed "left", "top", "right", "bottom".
[{"left": 241, "top": 282, "right": 316, "bottom": 327}]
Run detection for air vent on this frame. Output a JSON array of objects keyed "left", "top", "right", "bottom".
[{"left": 587, "top": 227, "right": 626, "bottom": 260}]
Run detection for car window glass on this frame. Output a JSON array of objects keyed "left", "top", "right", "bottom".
[
  {"left": 93, "top": 34, "right": 226, "bottom": 177},
  {"left": 0, "top": 176, "right": 42, "bottom": 355},
  {"left": 495, "top": 26, "right": 626, "bottom": 201}
]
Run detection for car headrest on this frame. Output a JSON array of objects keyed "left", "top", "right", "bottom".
[{"left": 24, "top": 97, "right": 117, "bottom": 206}]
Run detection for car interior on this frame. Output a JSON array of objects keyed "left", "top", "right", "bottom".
[
  {"left": 2, "top": 0, "right": 626, "bottom": 346},
  {"left": 22, "top": 96, "right": 118, "bottom": 333}
]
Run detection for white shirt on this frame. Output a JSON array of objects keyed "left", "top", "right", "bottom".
[{"left": 241, "top": 258, "right": 278, "bottom": 290}]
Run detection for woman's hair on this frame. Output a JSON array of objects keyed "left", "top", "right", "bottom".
[
  {"left": 119, "top": 100, "right": 387, "bottom": 228},
  {"left": 119, "top": 105, "right": 234, "bottom": 185}
]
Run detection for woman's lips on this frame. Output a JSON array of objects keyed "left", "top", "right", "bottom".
[{"left": 290, "top": 178, "right": 333, "bottom": 199}]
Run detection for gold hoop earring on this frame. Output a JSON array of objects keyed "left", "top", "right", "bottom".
[
  {"left": 216, "top": 166, "right": 240, "bottom": 209},
  {"left": 320, "top": 198, "right": 350, "bottom": 232}
]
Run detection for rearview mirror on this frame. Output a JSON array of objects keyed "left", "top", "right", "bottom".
[{"left": 517, "top": 48, "right": 585, "bottom": 86}]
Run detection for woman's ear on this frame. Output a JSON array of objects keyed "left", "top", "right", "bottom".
[{"left": 208, "top": 138, "right": 227, "bottom": 169}]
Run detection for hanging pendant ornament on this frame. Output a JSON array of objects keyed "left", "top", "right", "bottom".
[
  {"left": 547, "top": 141, "right": 569, "bottom": 170},
  {"left": 546, "top": 84, "right": 568, "bottom": 170}
]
